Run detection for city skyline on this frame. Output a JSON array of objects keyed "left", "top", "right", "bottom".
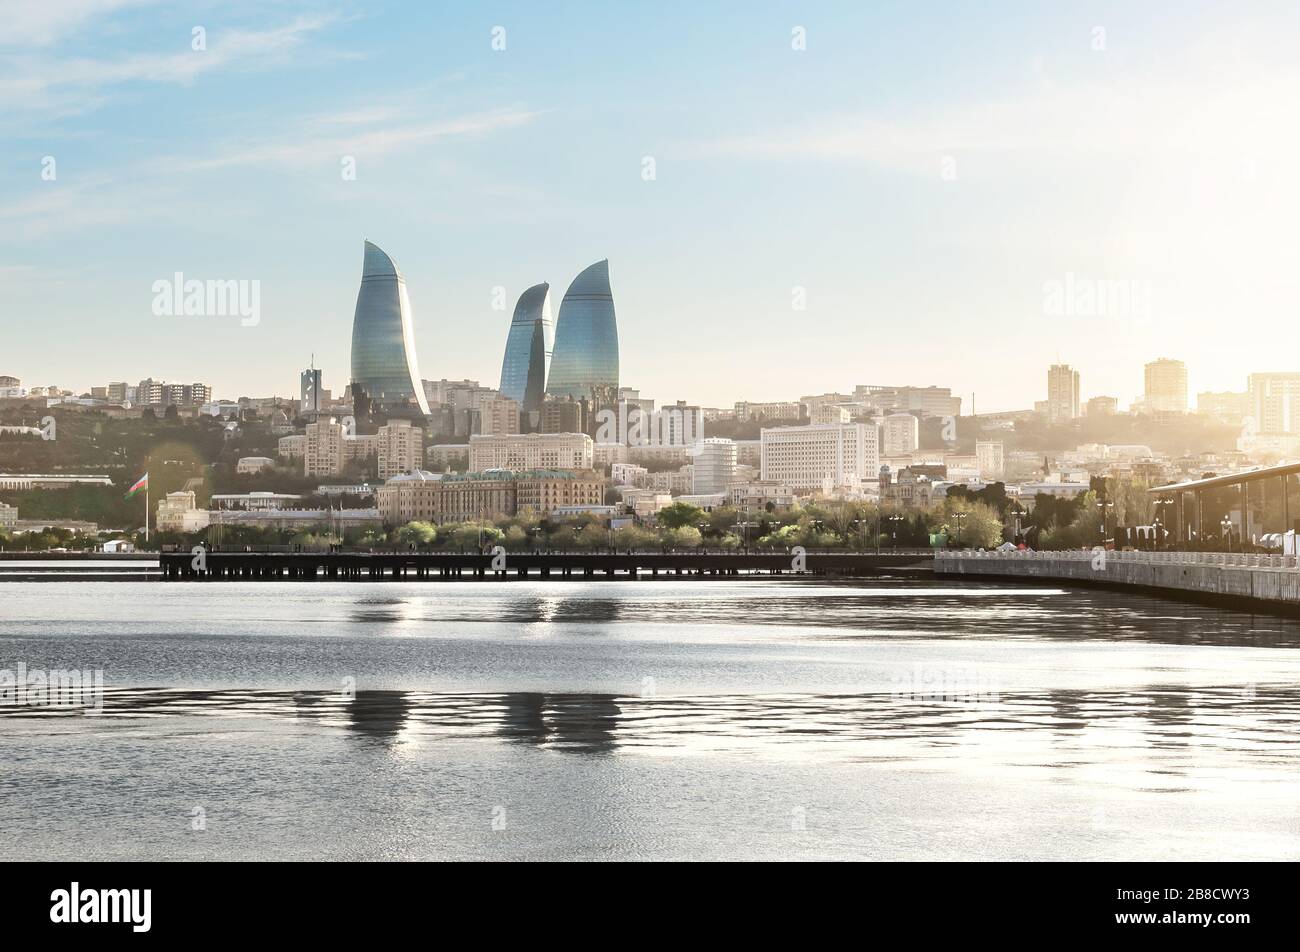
[{"left": 5, "top": 2, "right": 1300, "bottom": 410}]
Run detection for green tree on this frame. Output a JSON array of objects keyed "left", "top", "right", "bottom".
[
  {"left": 656, "top": 501, "right": 705, "bottom": 530},
  {"left": 661, "top": 525, "right": 702, "bottom": 549},
  {"left": 396, "top": 521, "right": 438, "bottom": 546}
]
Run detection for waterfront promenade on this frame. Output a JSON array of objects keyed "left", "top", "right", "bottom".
[{"left": 937, "top": 549, "right": 1300, "bottom": 610}]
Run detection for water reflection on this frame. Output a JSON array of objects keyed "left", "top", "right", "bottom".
[
  {"left": 333, "top": 580, "right": 1300, "bottom": 648},
  {"left": 4, "top": 685, "right": 1295, "bottom": 788}
]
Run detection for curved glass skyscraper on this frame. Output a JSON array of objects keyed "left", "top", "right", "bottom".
[
  {"left": 498, "top": 282, "right": 553, "bottom": 413},
  {"left": 350, "top": 240, "right": 431, "bottom": 416},
  {"left": 547, "top": 259, "right": 619, "bottom": 402}
]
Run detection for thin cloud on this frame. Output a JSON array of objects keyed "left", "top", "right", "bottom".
[
  {"left": 0, "top": 0, "right": 155, "bottom": 48},
  {"left": 0, "top": 15, "right": 339, "bottom": 111},
  {"left": 153, "top": 106, "right": 547, "bottom": 172}
]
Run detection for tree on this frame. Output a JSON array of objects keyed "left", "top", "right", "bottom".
[
  {"left": 613, "top": 524, "right": 658, "bottom": 550},
  {"left": 940, "top": 499, "right": 1004, "bottom": 548},
  {"left": 661, "top": 525, "right": 702, "bottom": 549},
  {"left": 656, "top": 501, "right": 705, "bottom": 530},
  {"left": 396, "top": 521, "right": 437, "bottom": 546}
]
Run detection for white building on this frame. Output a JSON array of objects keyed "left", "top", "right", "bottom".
[
  {"left": 760, "top": 423, "right": 879, "bottom": 492},
  {"left": 468, "top": 432, "right": 593, "bottom": 472},
  {"left": 0, "top": 501, "right": 16, "bottom": 528},
  {"left": 881, "top": 413, "right": 920, "bottom": 456},
  {"left": 611, "top": 462, "right": 649, "bottom": 485},
  {"left": 1248, "top": 373, "right": 1300, "bottom": 434},
  {"left": 811, "top": 404, "right": 852, "bottom": 425},
  {"left": 236, "top": 456, "right": 276, "bottom": 475},
  {"left": 156, "top": 491, "right": 211, "bottom": 533},
  {"left": 975, "top": 441, "right": 1005, "bottom": 480},
  {"left": 692, "top": 437, "right": 737, "bottom": 495}
]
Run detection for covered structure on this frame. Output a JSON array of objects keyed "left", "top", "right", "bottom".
[{"left": 1149, "top": 461, "right": 1300, "bottom": 549}]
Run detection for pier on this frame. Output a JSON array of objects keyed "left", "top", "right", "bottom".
[{"left": 159, "top": 549, "right": 934, "bottom": 581}]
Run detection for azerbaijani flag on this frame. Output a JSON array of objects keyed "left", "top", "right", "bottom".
[{"left": 124, "top": 473, "right": 148, "bottom": 500}]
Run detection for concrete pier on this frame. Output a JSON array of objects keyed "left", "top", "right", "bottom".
[{"left": 936, "top": 549, "right": 1300, "bottom": 610}]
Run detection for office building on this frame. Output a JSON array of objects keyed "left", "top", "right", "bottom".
[
  {"left": 881, "top": 412, "right": 920, "bottom": 457},
  {"left": 1142, "top": 358, "right": 1188, "bottom": 414},
  {"left": 1047, "top": 364, "right": 1080, "bottom": 424},
  {"left": 546, "top": 259, "right": 619, "bottom": 402},
  {"left": 350, "top": 240, "right": 431, "bottom": 415},
  {"left": 759, "top": 423, "right": 879, "bottom": 492},
  {"left": 692, "top": 437, "right": 737, "bottom": 494},
  {"left": 498, "top": 283, "right": 554, "bottom": 414}
]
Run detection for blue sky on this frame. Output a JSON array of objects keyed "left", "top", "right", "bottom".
[{"left": 3, "top": 0, "right": 1299, "bottom": 412}]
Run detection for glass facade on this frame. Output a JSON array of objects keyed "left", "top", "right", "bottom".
[
  {"left": 546, "top": 259, "right": 619, "bottom": 402},
  {"left": 350, "top": 240, "right": 431, "bottom": 415},
  {"left": 498, "top": 282, "right": 553, "bottom": 413}
]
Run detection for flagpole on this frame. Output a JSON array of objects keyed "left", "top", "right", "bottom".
[{"left": 145, "top": 478, "right": 150, "bottom": 544}]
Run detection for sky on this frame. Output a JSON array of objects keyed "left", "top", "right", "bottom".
[{"left": 2, "top": 0, "right": 1299, "bottom": 413}]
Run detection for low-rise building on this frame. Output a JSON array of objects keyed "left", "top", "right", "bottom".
[
  {"left": 236, "top": 456, "right": 276, "bottom": 475},
  {"left": 278, "top": 434, "right": 306, "bottom": 460},
  {"left": 879, "top": 466, "right": 937, "bottom": 510},
  {"left": 156, "top": 491, "right": 212, "bottom": 533},
  {"left": 727, "top": 482, "right": 796, "bottom": 513},
  {"left": 468, "top": 432, "right": 593, "bottom": 472},
  {"left": 376, "top": 469, "right": 604, "bottom": 525}
]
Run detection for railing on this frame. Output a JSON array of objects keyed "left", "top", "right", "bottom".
[{"left": 936, "top": 549, "right": 1299, "bottom": 570}]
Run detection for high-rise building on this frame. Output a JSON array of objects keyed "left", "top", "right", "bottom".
[
  {"left": 350, "top": 240, "right": 431, "bottom": 416},
  {"left": 304, "top": 419, "right": 346, "bottom": 478},
  {"left": 692, "top": 438, "right": 737, "bottom": 494},
  {"left": 881, "top": 412, "right": 920, "bottom": 457},
  {"left": 1047, "top": 365, "right": 1080, "bottom": 424},
  {"left": 652, "top": 401, "right": 704, "bottom": 446},
  {"left": 478, "top": 395, "right": 521, "bottom": 436},
  {"left": 547, "top": 259, "right": 619, "bottom": 402},
  {"left": 376, "top": 420, "right": 424, "bottom": 481},
  {"left": 1247, "top": 373, "right": 1300, "bottom": 434},
  {"left": 541, "top": 396, "right": 586, "bottom": 434},
  {"left": 1142, "top": 358, "right": 1188, "bottom": 414},
  {"left": 759, "top": 423, "right": 879, "bottom": 492},
  {"left": 498, "top": 283, "right": 554, "bottom": 415},
  {"left": 300, "top": 367, "right": 323, "bottom": 414},
  {"left": 975, "top": 441, "right": 1005, "bottom": 480}
]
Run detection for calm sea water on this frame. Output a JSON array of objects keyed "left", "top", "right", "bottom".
[{"left": 2, "top": 575, "right": 1299, "bottom": 860}]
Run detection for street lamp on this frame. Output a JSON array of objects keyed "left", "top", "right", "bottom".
[
  {"left": 953, "top": 511, "right": 967, "bottom": 547},
  {"left": 1097, "top": 497, "right": 1116, "bottom": 546},
  {"left": 888, "top": 514, "right": 905, "bottom": 547}
]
